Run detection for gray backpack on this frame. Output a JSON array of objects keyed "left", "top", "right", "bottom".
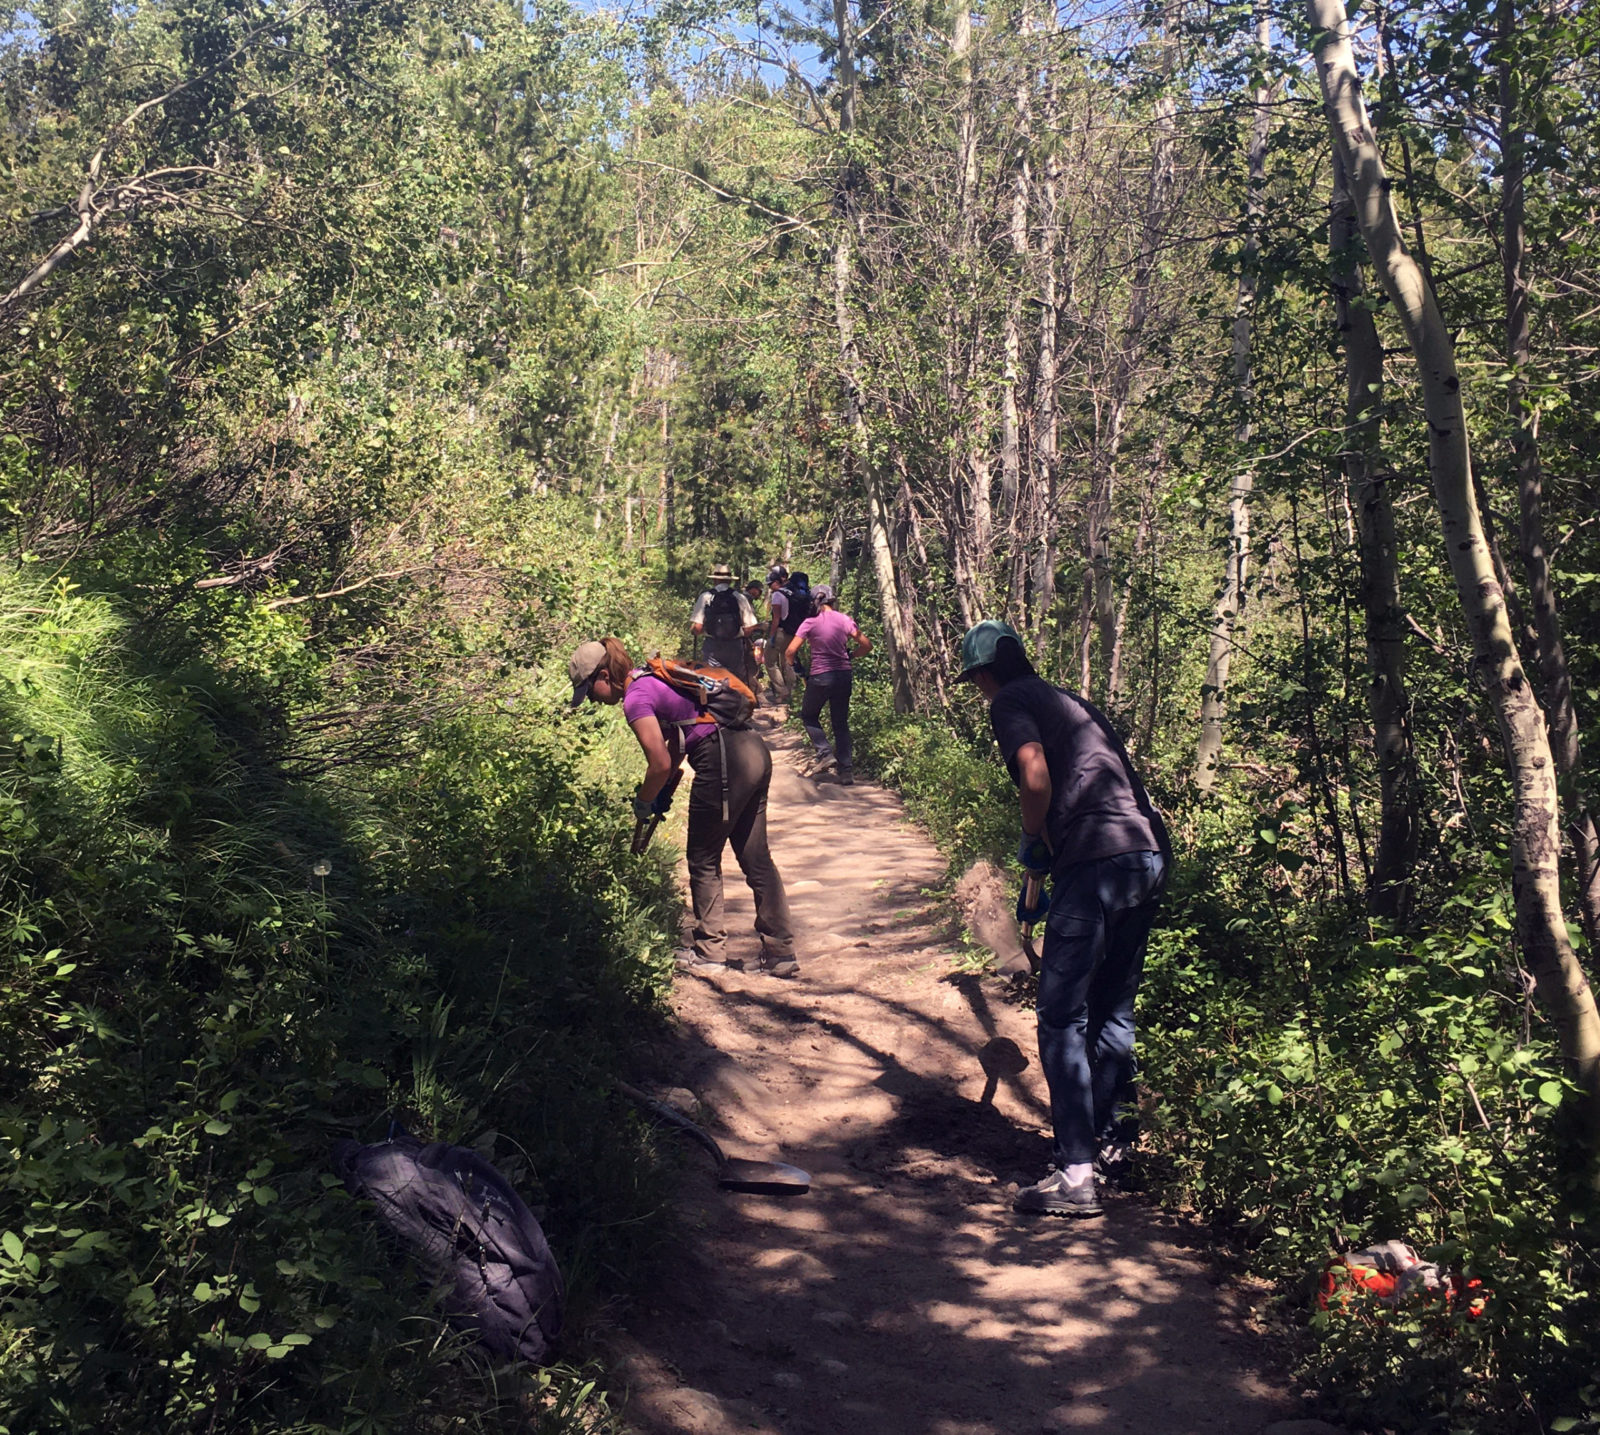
[{"left": 332, "top": 1130, "right": 564, "bottom": 1365}]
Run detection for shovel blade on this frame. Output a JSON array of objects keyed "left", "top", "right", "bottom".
[{"left": 717, "top": 1157, "right": 811, "bottom": 1196}]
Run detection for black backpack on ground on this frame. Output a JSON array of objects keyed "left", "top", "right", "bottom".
[
  {"left": 779, "top": 573, "right": 812, "bottom": 635},
  {"left": 703, "top": 587, "right": 743, "bottom": 641},
  {"left": 332, "top": 1130, "right": 564, "bottom": 1366}
]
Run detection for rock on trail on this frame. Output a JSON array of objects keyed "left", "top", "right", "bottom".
[{"left": 612, "top": 707, "right": 1291, "bottom": 1435}]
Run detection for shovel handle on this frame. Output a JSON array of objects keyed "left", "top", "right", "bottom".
[{"left": 615, "top": 1080, "right": 726, "bottom": 1164}]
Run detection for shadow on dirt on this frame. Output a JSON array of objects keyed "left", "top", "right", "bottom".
[{"left": 621, "top": 974, "right": 1283, "bottom": 1435}]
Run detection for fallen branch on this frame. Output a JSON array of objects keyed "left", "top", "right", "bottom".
[{"left": 262, "top": 567, "right": 425, "bottom": 610}]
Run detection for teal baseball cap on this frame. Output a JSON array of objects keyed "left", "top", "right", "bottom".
[{"left": 957, "top": 619, "right": 1025, "bottom": 680}]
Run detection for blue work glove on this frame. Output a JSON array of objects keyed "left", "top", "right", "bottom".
[
  {"left": 631, "top": 794, "right": 655, "bottom": 823},
  {"left": 1017, "top": 831, "right": 1052, "bottom": 875},
  {"left": 1016, "top": 877, "right": 1050, "bottom": 927}
]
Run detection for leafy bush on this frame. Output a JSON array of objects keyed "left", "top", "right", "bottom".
[{"left": 0, "top": 568, "right": 679, "bottom": 1433}]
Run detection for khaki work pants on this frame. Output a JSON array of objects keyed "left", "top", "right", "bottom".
[
  {"left": 686, "top": 728, "right": 794, "bottom": 963},
  {"left": 764, "top": 639, "right": 795, "bottom": 700}
]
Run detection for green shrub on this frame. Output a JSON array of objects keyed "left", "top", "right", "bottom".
[{"left": 0, "top": 568, "right": 677, "bottom": 1433}]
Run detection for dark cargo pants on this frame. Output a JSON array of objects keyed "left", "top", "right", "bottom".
[
  {"left": 686, "top": 727, "right": 795, "bottom": 963},
  {"left": 1036, "top": 850, "right": 1168, "bottom": 1167},
  {"left": 799, "top": 669, "right": 853, "bottom": 773}
]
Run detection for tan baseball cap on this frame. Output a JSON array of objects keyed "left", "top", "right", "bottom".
[{"left": 568, "top": 640, "right": 607, "bottom": 706}]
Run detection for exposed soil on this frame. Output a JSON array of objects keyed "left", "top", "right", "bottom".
[{"left": 610, "top": 707, "right": 1294, "bottom": 1435}]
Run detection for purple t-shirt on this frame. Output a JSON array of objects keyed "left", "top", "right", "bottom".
[
  {"left": 622, "top": 673, "right": 716, "bottom": 750},
  {"left": 794, "top": 609, "right": 859, "bottom": 675}
]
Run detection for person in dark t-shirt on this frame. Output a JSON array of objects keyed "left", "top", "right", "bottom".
[{"left": 958, "top": 620, "right": 1171, "bottom": 1219}]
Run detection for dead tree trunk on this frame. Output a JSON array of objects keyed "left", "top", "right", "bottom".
[
  {"left": 1196, "top": 2, "right": 1269, "bottom": 790},
  {"left": 1308, "top": 0, "right": 1600, "bottom": 1168}
]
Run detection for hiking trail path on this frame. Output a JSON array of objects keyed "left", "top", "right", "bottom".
[{"left": 609, "top": 706, "right": 1303, "bottom": 1435}]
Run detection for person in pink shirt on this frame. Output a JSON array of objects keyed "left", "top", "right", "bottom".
[{"left": 785, "top": 585, "right": 871, "bottom": 786}]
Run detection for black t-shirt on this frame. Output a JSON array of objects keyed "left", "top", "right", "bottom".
[{"left": 989, "top": 677, "right": 1171, "bottom": 873}]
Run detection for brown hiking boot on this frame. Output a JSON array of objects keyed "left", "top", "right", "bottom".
[{"left": 758, "top": 951, "right": 800, "bottom": 979}]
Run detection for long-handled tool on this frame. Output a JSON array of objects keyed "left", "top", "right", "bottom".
[
  {"left": 1019, "top": 872, "right": 1044, "bottom": 974},
  {"left": 629, "top": 812, "right": 662, "bottom": 854},
  {"left": 616, "top": 1081, "right": 810, "bottom": 1197},
  {"left": 628, "top": 769, "right": 682, "bottom": 854}
]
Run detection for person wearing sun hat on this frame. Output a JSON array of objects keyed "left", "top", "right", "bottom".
[
  {"left": 785, "top": 583, "right": 871, "bottom": 785},
  {"left": 690, "top": 562, "right": 759, "bottom": 680},
  {"left": 957, "top": 619, "right": 1171, "bottom": 1218}
]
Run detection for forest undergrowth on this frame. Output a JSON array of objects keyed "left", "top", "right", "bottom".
[
  {"left": 847, "top": 679, "right": 1600, "bottom": 1435},
  {"left": 0, "top": 546, "right": 690, "bottom": 1435}
]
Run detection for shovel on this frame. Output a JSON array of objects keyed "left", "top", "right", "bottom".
[{"left": 616, "top": 1081, "right": 811, "bottom": 1197}]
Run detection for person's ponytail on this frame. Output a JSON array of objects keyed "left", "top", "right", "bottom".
[{"left": 600, "top": 636, "right": 634, "bottom": 690}]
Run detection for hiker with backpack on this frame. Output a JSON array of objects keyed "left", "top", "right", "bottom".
[
  {"left": 691, "top": 563, "right": 759, "bottom": 683},
  {"left": 957, "top": 620, "right": 1171, "bottom": 1218},
  {"left": 567, "top": 636, "right": 799, "bottom": 978},
  {"left": 784, "top": 584, "right": 870, "bottom": 786}
]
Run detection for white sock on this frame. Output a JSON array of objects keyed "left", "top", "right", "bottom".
[{"left": 1064, "top": 1163, "right": 1093, "bottom": 1186}]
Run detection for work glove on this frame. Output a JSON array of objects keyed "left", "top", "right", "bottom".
[
  {"left": 1016, "top": 877, "right": 1050, "bottom": 927},
  {"left": 633, "top": 778, "right": 678, "bottom": 823},
  {"left": 1017, "top": 831, "right": 1053, "bottom": 875}
]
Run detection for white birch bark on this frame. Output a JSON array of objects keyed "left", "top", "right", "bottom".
[
  {"left": 1308, "top": 0, "right": 1600, "bottom": 1162},
  {"left": 1196, "top": 4, "right": 1268, "bottom": 790}
]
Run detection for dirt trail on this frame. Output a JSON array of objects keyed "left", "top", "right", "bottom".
[{"left": 611, "top": 707, "right": 1293, "bottom": 1435}]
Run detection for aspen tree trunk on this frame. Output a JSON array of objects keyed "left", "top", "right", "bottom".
[
  {"left": 1499, "top": 7, "right": 1600, "bottom": 948},
  {"left": 1084, "top": 46, "right": 1175, "bottom": 692},
  {"left": 1000, "top": 18, "right": 1032, "bottom": 624},
  {"left": 1195, "top": 3, "right": 1268, "bottom": 791},
  {"left": 1331, "top": 146, "right": 1415, "bottom": 921},
  {"left": 952, "top": 0, "right": 992, "bottom": 623},
  {"left": 831, "top": 0, "right": 916, "bottom": 710},
  {"left": 1308, "top": 0, "right": 1600, "bottom": 1163},
  {"left": 1032, "top": 28, "right": 1061, "bottom": 643}
]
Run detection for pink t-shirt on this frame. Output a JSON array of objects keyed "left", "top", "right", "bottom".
[
  {"left": 794, "top": 609, "right": 859, "bottom": 675},
  {"left": 622, "top": 673, "right": 716, "bottom": 750}
]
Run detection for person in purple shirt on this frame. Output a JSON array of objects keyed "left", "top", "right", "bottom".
[
  {"left": 567, "top": 636, "right": 797, "bottom": 978},
  {"left": 784, "top": 585, "right": 871, "bottom": 786}
]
